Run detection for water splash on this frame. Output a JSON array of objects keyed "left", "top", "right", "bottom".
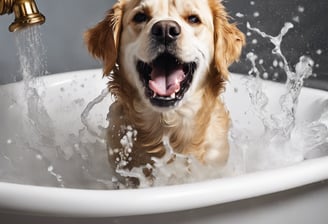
[
  {"left": 113, "top": 135, "right": 221, "bottom": 188},
  {"left": 291, "top": 111, "right": 328, "bottom": 154},
  {"left": 81, "top": 87, "right": 109, "bottom": 139},
  {"left": 231, "top": 22, "right": 328, "bottom": 172},
  {"left": 246, "top": 22, "right": 314, "bottom": 136},
  {"left": 247, "top": 22, "right": 294, "bottom": 75}
]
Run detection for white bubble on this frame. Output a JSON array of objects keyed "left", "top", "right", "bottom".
[
  {"left": 262, "top": 72, "right": 269, "bottom": 79},
  {"left": 259, "top": 59, "right": 264, "bottom": 65},
  {"left": 292, "top": 16, "right": 300, "bottom": 23},
  {"left": 252, "top": 39, "right": 258, "bottom": 44},
  {"left": 316, "top": 49, "right": 323, "bottom": 55},
  {"left": 6, "top": 139, "right": 12, "bottom": 144},
  {"left": 273, "top": 60, "right": 278, "bottom": 67},
  {"left": 273, "top": 72, "right": 279, "bottom": 79},
  {"left": 253, "top": 12, "right": 260, "bottom": 17},
  {"left": 235, "top": 12, "right": 245, "bottom": 18},
  {"left": 298, "top": 6, "right": 305, "bottom": 13},
  {"left": 48, "top": 166, "right": 54, "bottom": 172}
]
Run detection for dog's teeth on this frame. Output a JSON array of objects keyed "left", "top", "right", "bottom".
[
  {"left": 170, "top": 93, "right": 176, "bottom": 98},
  {"left": 152, "top": 92, "right": 157, "bottom": 98}
]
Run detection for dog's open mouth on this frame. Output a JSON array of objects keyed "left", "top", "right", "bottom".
[{"left": 137, "top": 53, "right": 197, "bottom": 107}]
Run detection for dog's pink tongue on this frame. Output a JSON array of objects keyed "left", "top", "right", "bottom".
[{"left": 149, "top": 66, "right": 185, "bottom": 96}]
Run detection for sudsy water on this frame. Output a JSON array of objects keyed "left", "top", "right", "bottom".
[{"left": 0, "top": 22, "right": 327, "bottom": 189}]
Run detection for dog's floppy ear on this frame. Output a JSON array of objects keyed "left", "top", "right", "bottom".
[
  {"left": 210, "top": 1, "right": 245, "bottom": 80},
  {"left": 84, "top": 2, "right": 123, "bottom": 76}
]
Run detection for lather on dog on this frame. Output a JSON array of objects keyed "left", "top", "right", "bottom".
[{"left": 85, "top": 0, "right": 245, "bottom": 178}]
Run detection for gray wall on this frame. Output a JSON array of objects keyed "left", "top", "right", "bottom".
[
  {"left": 225, "top": 0, "right": 328, "bottom": 90},
  {"left": 1, "top": 0, "right": 327, "bottom": 88}
]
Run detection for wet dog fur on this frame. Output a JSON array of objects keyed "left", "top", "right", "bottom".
[{"left": 84, "top": 0, "right": 245, "bottom": 180}]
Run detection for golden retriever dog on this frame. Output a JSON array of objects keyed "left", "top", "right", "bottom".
[{"left": 85, "top": 0, "right": 245, "bottom": 182}]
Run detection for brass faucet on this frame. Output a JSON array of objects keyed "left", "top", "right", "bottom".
[{"left": 0, "top": 0, "right": 45, "bottom": 32}]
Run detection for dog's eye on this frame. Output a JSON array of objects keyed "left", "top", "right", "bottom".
[
  {"left": 187, "top": 15, "right": 201, "bottom": 24},
  {"left": 133, "top": 12, "right": 149, "bottom": 23}
]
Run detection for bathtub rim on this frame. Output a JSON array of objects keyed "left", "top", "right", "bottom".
[{"left": 0, "top": 155, "right": 327, "bottom": 217}]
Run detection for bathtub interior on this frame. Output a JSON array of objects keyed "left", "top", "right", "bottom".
[
  {"left": 0, "top": 69, "right": 327, "bottom": 186},
  {"left": 0, "top": 69, "right": 327, "bottom": 216}
]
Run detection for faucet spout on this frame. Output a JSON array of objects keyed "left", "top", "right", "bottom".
[{"left": 0, "top": 0, "right": 45, "bottom": 32}]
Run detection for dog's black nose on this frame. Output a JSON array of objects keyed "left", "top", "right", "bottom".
[{"left": 151, "top": 20, "right": 181, "bottom": 44}]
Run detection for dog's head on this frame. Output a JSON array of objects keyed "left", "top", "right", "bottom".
[{"left": 85, "top": 0, "right": 244, "bottom": 109}]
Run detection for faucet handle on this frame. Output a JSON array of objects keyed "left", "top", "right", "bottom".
[{"left": 0, "top": 0, "right": 14, "bottom": 15}]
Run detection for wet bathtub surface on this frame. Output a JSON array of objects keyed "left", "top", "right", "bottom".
[{"left": 0, "top": 69, "right": 327, "bottom": 218}]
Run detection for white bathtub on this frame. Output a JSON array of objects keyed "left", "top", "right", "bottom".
[{"left": 0, "top": 69, "right": 327, "bottom": 223}]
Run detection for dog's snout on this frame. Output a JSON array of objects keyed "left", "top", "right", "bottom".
[{"left": 151, "top": 20, "right": 181, "bottom": 44}]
